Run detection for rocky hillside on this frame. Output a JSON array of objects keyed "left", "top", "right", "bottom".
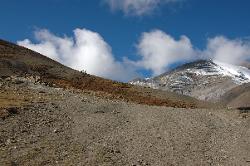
[
  {"left": 0, "top": 72, "right": 249, "bottom": 165},
  {"left": 130, "top": 60, "right": 250, "bottom": 102},
  {"left": 0, "top": 39, "right": 249, "bottom": 165},
  {"left": 0, "top": 39, "right": 210, "bottom": 109},
  {"left": 221, "top": 82, "right": 250, "bottom": 109}
]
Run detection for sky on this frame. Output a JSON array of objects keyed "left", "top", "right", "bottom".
[{"left": 1, "top": 0, "right": 250, "bottom": 81}]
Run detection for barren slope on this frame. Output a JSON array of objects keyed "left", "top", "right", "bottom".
[
  {"left": 1, "top": 39, "right": 249, "bottom": 165},
  {"left": 0, "top": 77, "right": 249, "bottom": 165},
  {"left": 0, "top": 39, "right": 212, "bottom": 109},
  {"left": 221, "top": 83, "right": 250, "bottom": 109}
]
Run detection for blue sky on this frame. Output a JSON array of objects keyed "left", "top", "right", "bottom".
[{"left": 1, "top": 0, "right": 250, "bottom": 81}]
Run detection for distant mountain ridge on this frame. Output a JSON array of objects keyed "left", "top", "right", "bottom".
[{"left": 130, "top": 60, "right": 250, "bottom": 102}]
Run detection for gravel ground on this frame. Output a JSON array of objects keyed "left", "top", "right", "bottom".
[{"left": 0, "top": 78, "right": 249, "bottom": 166}]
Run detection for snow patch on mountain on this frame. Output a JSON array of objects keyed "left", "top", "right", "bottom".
[
  {"left": 130, "top": 60, "right": 250, "bottom": 90},
  {"left": 130, "top": 60, "right": 250, "bottom": 101},
  {"left": 132, "top": 60, "right": 250, "bottom": 85},
  {"left": 213, "top": 60, "right": 250, "bottom": 84}
]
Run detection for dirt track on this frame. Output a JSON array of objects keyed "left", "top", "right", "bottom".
[{"left": 0, "top": 78, "right": 249, "bottom": 166}]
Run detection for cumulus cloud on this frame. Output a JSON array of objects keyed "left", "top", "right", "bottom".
[
  {"left": 204, "top": 36, "right": 250, "bottom": 64},
  {"left": 104, "top": 0, "right": 182, "bottom": 16},
  {"left": 17, "top": 28, "right": 136, "bottom": 81},
  {"left": 134, "top": 30, "right": 197, "bottom": 75},
  {"left": 17, "top": 28, "right": 250, "bottom": 81},
  {"left": 130, "top": 30, "right": 250, "bottom": 76}
]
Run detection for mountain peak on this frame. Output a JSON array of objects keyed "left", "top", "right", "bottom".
[{"left": 130, "top": 60, "right": 250, "bottom": 101}]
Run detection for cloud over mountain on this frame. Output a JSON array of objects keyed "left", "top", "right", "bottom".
[
  {"left": 204, "top": 36, "right": 250, "bottom": 65},
  {"left": 18, "top": 28, "right": 250, "bottom": 81},
  {"left": 132, "top": 30, "right": 250, "bottom": 76},
  {"left": 134, "top": 30, "right": 196, "bottom": 75}
]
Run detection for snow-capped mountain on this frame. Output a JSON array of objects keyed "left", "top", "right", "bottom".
[{"left": 130, "top": 60, "right": 250, "bottom": 101}]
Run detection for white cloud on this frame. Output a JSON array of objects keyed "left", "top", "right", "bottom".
[
  {"left": 204, "top": 36, "right": 250, "bottom": 65},
  {"left": 17, "top": 28, "right": 250, "bottom": 81},
  {"left": 131, "top": 30, "right": 250, "bottom": 76},
  {"left": 133, "top": 30, "right": 197, "bottom": 75},
  {"left": 104, "top": 0, "right": 182, "bottom": 16},
  {"left": 17, "top": 28, "right": 136, "bottom": 82}
]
